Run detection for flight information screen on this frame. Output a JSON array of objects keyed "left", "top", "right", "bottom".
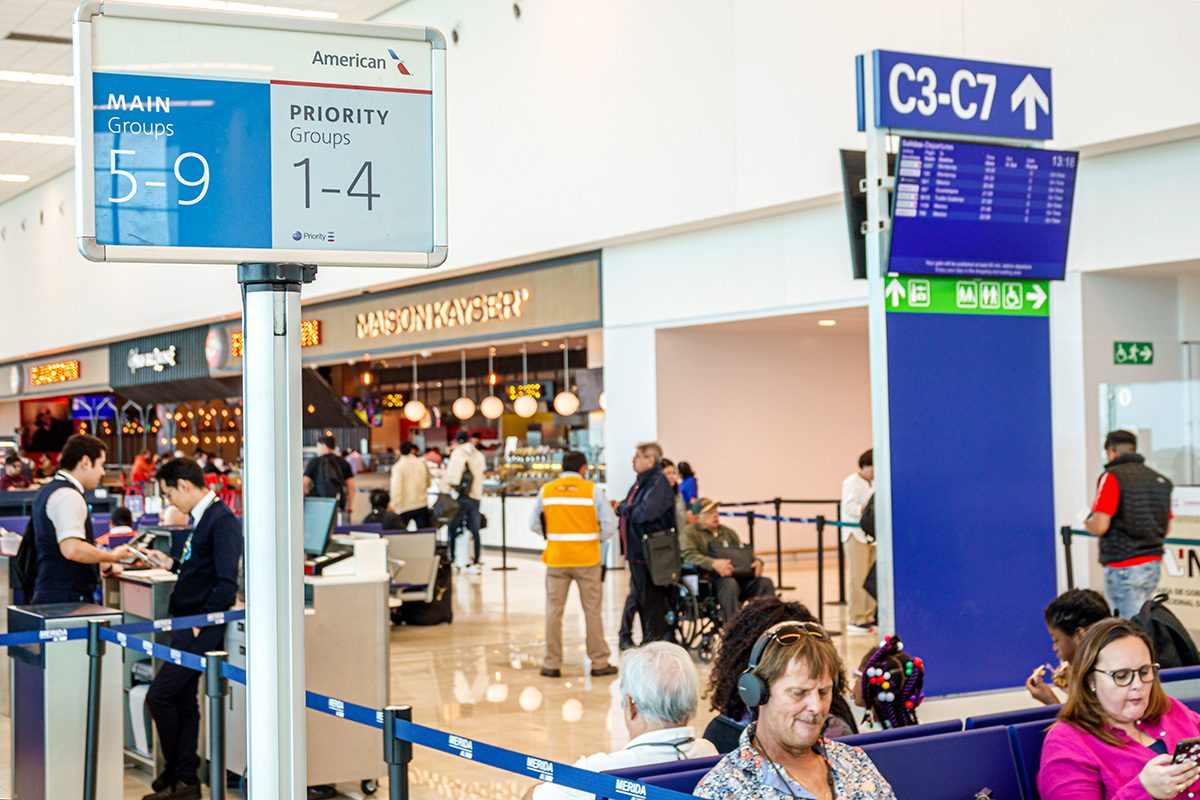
[{"left": 889, "top": 138, "right": 1078, "bottom": 280}]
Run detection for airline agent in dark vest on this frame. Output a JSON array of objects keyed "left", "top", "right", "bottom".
[
  {"left": 143, "top": 457, "right": 243, "bottom": 800},
  {"left": 1086, "top": 429, "right": 1173, "bottom": 618},
  {"left": 30, "top": 434, "right": 130, "bottom": 604}
]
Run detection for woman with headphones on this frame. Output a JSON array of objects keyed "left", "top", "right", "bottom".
[{"left": 694, "top": 621, "right": 895, "bottom": 800}]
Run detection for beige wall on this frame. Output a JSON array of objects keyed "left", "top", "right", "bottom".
[{"left": 654, "top": 317, "right": 871, "bottom": 556}]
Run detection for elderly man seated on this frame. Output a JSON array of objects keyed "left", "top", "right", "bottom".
[
  {"left": 523, "top": 642, "right": 717, "bottom": 800},
  {"left": 695, "top": 621, "right": 894, "bottom": 800},
  {"left": 680, "top": 498, "right": 775, "bottom": 622}
]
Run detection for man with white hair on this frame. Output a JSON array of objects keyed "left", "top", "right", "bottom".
[{"left": 523, "top": 642, "right": 718, "bottom": 800}]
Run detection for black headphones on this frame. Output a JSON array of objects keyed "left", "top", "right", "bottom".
[{"left": 737, "top": 621, "right": 832, "bottom": 709}]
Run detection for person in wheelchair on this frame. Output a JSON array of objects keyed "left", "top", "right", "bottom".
[{"left": 680, "top": 498, "right": 775, "bottom": 623}]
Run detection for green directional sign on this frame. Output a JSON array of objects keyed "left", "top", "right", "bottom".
[
  {"left": 883, "top": 275, "right": 1049, "bottom": 317},
  {"left": 1114, "top": 342, "right": 1153, "bottom": 365}
]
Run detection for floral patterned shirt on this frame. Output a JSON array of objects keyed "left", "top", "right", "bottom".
[{"left": 694, "top": 724, "right": 895, "bottom": 800}]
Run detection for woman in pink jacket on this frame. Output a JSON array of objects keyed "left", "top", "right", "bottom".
[{"left": 1039, "top": 618, "right": 1200, "bottom": 800}]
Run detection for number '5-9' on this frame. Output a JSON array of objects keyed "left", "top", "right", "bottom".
[{"left": 107, "top": 150, "right": 210, "bottom": 205}]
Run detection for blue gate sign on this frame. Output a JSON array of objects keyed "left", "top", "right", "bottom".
[{"left": 864, "top": 50, "right": 1052, "bottom": 140}]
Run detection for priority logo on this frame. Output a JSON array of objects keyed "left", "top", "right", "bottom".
[
  {"left": 326, "top": 231, "right": 336, "bottom": 243},
  {"left": 387, "top": 48, "right": 412, "bottom": 75}
]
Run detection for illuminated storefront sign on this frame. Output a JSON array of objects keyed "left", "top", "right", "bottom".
[
  {"left": 30, "top": 360, "right": 81, "bottom": 386},
  {"left": 356, "top": 288, "right": 531, "bottom": 340},
  {"left": 505, "top": 381, "right": 552, "bottom": 401},
  {"left": 231, "top": 319, "right": 321, "bottom": 357}
]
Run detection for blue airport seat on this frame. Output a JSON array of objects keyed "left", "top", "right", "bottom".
[
  {"left": 604, "top": 754, "right": 722, "bottom": 782},
  {"left": 0, "top": 515, "right": 28, "bottom": 531},
  {"left": 334, "top": 523, "right": 384, "bottom": 534},
  {"left": 641, "top": 766, "right": 712, "bottom": 794},
  {"left": 965, "top": 704, "right": 1060, "bottom": 730},
  {"left": 1162, "top": 666, "right": 1200, "bottom": 684},
  {"left": 1008, "top": 719, "right": 1053, "bottom": 800},
  {"left": 836, "top": 719, "right": 961, "bottom": 746},
  {"left": 1183, "top": 696, "right": 1200, "bottom": 715},
  {"left": 863, "top": 726, "right": 1022, "bottom": 800}
]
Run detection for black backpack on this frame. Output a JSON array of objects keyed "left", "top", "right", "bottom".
[
  {"left": 859, "top": 494, "right": 876, "bottom": 542},
  {"left": 14, "top": 519, "right": 37, "bottom": 600},
  {"left": 313, "top": 455, "right": 346, "bottom": 502},
  {"left": 1133, "top": 593, "right": 1200, "bottom": 669}
]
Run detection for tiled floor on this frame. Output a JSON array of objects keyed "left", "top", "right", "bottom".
[{"left": 0, "top": 551, "right": 1036, "bottom": 799}]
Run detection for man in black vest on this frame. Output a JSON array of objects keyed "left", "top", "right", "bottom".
[
  {"left": 143, "top": 457, "right": 243, "bottom": 800},
  {"left": 30, "top": 434, "right": 130, "bottom": 604},
  {"left": 1086, "top": 429, "right": 1172, "bottom": 618}
]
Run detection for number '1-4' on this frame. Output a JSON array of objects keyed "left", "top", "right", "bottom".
[{"left": 293, "top": 159, "right": 380, "bottom": 211}]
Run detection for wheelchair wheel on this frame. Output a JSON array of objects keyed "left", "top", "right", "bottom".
[{"left": 667, "top": 580, "right": 701, "bottom": 649}]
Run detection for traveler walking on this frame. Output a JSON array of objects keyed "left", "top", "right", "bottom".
[
  {"left": 616, "top": 442, "right": 677, "bottom": 643},
  {"left": 840, "top": 449, "right": 876, "bottom": 633}
]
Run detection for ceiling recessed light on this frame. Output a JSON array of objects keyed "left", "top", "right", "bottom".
[
  {"left": 817, "top": 319, "right": 838, "bottom": 327},
  {"left": 0, "top": 70, "right": 72, "bottom": 87},
  {"left": 120, "top": 0, "right": 338, "bottom": 18},
  {"left": 0, "top": 132, "right": 74, "bottom": 146},
  {"left": 0, "top": 174, "right": 31, "bottom": 183}
]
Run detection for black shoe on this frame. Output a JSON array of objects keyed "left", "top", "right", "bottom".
[
  {"left": 540, "top": 667, "right": 562, "bottom": 678},
  {"left": 307, "top": 785, "right": 338, "bottom": 800},
  {"left": 151, "top": 772, "right": 176, "bottom": 793},
  {"left": 142, "top": 783, "right": 200, "bottom": 800},
  {"left": 618, "top": 638, "right": 635, "bottom": 652},
  {"left": 590, "top": 664, "right": 618, "bottom": 677}
]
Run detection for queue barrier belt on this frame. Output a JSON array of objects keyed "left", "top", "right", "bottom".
[
  {"left": 1065, "top": 528, "right": 1200, "bottom": 547},
  {"left": 718, "top": 510, "right": 861, "bottom": 528},
  {"left": 0, "top": 606, "right": 697, "bottom": 800}
]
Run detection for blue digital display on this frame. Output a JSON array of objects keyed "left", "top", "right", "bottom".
[{"left": 888, "top": 138, "right": 1078, "bottom": 280}]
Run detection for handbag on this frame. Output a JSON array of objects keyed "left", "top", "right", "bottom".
[
  {"left": 642, "top": 529, "right": 681, "bottom": 587},
  {"left": 430, "top": 492, "right": 460, "bottom": 526},
  {"left": 709, "top": 541, "right": 755, "bottom": 577}
]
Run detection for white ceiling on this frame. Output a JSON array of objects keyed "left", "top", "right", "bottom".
[{"left": 0, "top": 0, "right": 406, "bottom": 205}]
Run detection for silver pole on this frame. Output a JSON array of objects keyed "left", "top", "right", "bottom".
[
  {"left": 862, "top": 61, "right": 897, "bottom": 635},
  {"left": 239, "top": 262, "right": 316, "bottom": 799}
]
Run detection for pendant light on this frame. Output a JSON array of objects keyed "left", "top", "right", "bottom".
[
  {"left": 403, "top": 356, "right": 427, "bottom": 422},
  {"left": 480, "top": 347, "right": 505, "bottom": 420},
  {"left": 452, "top": 350, "right": 476, "bottom": 420},
  {"left": 553, "top": 339, "right": 580, "bottom": 416},
  {"left": 598, "top": 391, "right": 607, "bottom": 411},
  {"left": 513, "top": 343, "right": 538, "bottom": 418}
]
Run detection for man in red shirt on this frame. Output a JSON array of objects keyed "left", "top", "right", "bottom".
[
  {"left": 0, "top": 455, "right": 33, "bottom": 490},
  {"left": 1085, "top": 430, "right": 1172, "bottom": 618}
]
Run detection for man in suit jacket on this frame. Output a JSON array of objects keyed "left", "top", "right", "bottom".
[{"left": 144, "top": 457, "right": 243, "bottom": 800}]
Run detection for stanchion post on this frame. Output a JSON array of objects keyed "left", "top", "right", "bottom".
[
  {"left": 205, "top": 651, "right": 229, "bottom": 800},
  {"left": 1060, "top": 526, "right": 1075, "bottom": 589},
  {"left": 745, "top": 511, "right": 755, "bottom": 553},
  {"left": 383, "top": 705, "right": 413, "bottom": 800},
  {"left": 773, "top": 498, "right": 795, "bottom": 591},
  {"left": 834, "top": 500, "right": 847, "bottom": 605},
  {"left": 83, "top": 619, "right": 107, "bottom": 800},
  {"left": 815, "top": 516, "right": 826, "bottom": 624},
  {"left": 494, "top": 488, "right": 516, "bottom": 572}
]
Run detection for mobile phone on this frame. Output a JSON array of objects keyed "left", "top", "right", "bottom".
[{"left": 1174, "top": 737, "right": 1200, "bottom": 765}]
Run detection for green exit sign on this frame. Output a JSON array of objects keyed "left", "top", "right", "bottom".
[{"left": 1114, "top": 342, "right": 1153, "bottom": 365}]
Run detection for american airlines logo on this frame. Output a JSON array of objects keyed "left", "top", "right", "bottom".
[
  {"left": 387, "top": 48, "right": 412, "bottom": 75},
  {"left": 309, "top": 49, "right": 412, "bottom": 76}
]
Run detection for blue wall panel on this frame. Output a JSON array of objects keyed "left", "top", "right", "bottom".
[{"left": 886, "top": 311, "right": 1056, "bottom": 695}]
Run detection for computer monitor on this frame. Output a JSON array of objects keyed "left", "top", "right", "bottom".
[{"left": 303, "top": 497, "right": 338, "bottom": 557}]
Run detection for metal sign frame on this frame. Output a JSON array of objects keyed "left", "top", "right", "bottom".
[{"left": 73, "top": 1, "right": 447, "bottom": 268}]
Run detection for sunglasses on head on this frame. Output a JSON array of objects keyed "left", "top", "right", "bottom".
[{"left": 773, "top": 621, "right": 829, "bottom": 644}]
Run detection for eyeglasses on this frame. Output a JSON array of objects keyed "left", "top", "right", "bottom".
[
  {"left": 774, "top": 621, "right": 829, "bottom": 644},
  {"left": 1093, "top": 663, "right": 1160, "bottom": 687}
]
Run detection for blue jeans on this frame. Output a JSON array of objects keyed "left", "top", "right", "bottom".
[
  {"left": 450, "top": 496, "right": 481, "bottom": 564},
  {"left": 1104, "top": 560, "right": 1162, "bottom": 618}
]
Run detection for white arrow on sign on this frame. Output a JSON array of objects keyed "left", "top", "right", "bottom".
[
  {"left": 885, "top": 279, "right": 907, "bottom": 308},
  {"left": 1010, "top": 73, "right": 1050, "bottom": 132},
  {"left": 1026, "top": 283, "right": 1047, "bottom": 310}
]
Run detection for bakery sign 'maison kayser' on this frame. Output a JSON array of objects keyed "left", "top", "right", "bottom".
[{"left": 355, "top": 288, "right": 531, "bottom": 339}]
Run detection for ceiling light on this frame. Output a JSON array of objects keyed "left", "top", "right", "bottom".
[
  {"left": 453, "top": 351, "right": 476, "bottom": 420},
  {"left": 0, "top": 132, "right": 74, "bottom": 146},
  {"left": 817, "top": 319, "right": 838, "bottom": 327},
  {"left": 0, "top": 70, "right": 72, "bottom": 87},
  {"left": 119, "top": 0, "right": 338, "bottom": 19},
  {"left": 0, "top": 174, "right": 30, "bottom": 183},
  {"left": 479, "top": 349, "right": 503, "bottom": 419}
]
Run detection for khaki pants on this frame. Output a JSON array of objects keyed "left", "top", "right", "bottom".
[
  {"left": 847, "top": 536, "right": 877, "bottom": 625},
  {"left": 544, "top": 564, "right": 610, "bottom": 670}
]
